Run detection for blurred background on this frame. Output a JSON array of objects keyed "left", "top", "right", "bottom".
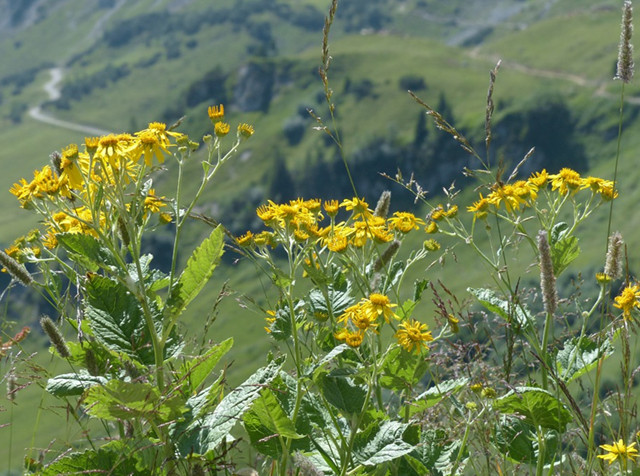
[{"left": 0, "top": 0, "right": 638, "bottom": 472}]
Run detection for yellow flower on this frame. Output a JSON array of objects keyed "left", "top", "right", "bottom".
[
  {"left": 59, "top": 144, "right": 86, "bottom": 190},
  {"left": 614, "top": 284, "right": 640, "bottom": 320},
  {"left": 423, "top": 239, "right": 440, "bottom": 251},
  {"left": 430, "top": 205, "right": 445, "bottom": 221},
  {"left": 325, "top": 229, "right": 349, "bottom": 252},
  {"left": 334, "top": 328, "right": 364, "bottom": 348},
  {"left": 264, "top": 310, "right": 276, "bottom": 333},
  {"left": 129, "top": 130, "right": 171, "bottom": 166},
  {"left": 236, "top": 231, "right": 254, "bottom": 247},
  {"left": 215, "top": 122, "right": 230, "bottom": 137},
  {"left": 598, "top": 439, "right": 639, "bottom": 465},
  {"left": 388, "top": 212, "right": 425, "bottom": 233},
  {"left": 425, "top": 221, "right": 438, "bottom": 234},
  {"left": 467, "top": 194, "right": 490, "bottom": 219},
  {"left": 208, "top": 104, "right": 224, "bottom": 122},
  {"left": 395, "top": 319, "right": 434, "bottom": 353},
  {"left": 323, "top": 199, "right": 340, "bottom": 217},
  {"left": 527, "top": 169, "right": 549, "bottom": 188},
  {"left": 238, "top": 123, "right": 254, "bottom": 138},
  {"left": 143, "top": 189, "right": 167, "bottom": 214},
  {"left": 340, "top": 197, "right": 373, "bottom": 220},
  {"left": 550, "top": 168, "right": 582, "bottom": 195},
  {"left": 363, "top": 293, "right": 398, "bottom": 323}
]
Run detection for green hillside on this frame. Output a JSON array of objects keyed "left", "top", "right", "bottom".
[{"left": 1, "top": 0, "right": 640, "bottom": 472}]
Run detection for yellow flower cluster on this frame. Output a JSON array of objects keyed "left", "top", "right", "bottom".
[
  {"left": 467, "top": 168, "right": 617, "bottom": 218},
  {"left": 332, "top": 293, "right": 433, "bottom": 354},
  {"left": 9, "top": 122, "right": 183, "bottom": 248},
  {"left": 239, "top": 197, "right": 433, "bottom": 251}
]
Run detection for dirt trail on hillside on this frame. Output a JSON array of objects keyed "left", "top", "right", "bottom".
[
  {"left": 28, "top": 68, "right": 112, "bottom": 137},
  {"left": 469, "top": 48, "right": 640, "bottom": 105}
]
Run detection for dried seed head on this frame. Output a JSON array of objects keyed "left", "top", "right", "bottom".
[
  {"left": 0, "top": 250, "right": 33, "bottom": 286},
  {"left": 616, "top": 1, "right": 635, "bottom": 83},
  {"left": 374, "top": 239, "right": 400, "bottom": 272},
  {"left": 6, "top": 372, "right": 16, "bottom": 403},
  {"left": 40, "top": 315, "right": 70, "bottom": 358},
  {"left": 538, "top": 230, "right": 558, "bottom": 315},
  {"left": 605, "top": 231, "right": 624, "bottom": 280},
  {"left": 374, "top": 190, "right": 391, "bottom": 218}
]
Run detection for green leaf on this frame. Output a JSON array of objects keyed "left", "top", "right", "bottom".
[
  {"left": 177, "top": 337, "right": 233, "bottom": 393},
  {"left": 493, "top": 415, "right": 559, "bottom": 465},
  {"left": 467, "top": 287, "right": 532, "bottom": 329},
  {"left": 316, "top": 369, "right": 367, "bottom": 414},
  {"left": 243, "top": 389, "right": 305, "bottom": 458},
  {"left": 305, "top": 343, "right": 349, "bottom": 377},
  {"left": 414, "top": 279, "right": 430, "bottom": 302},
  {"left": 380, "top": 346, "right": 429, "bottom": 392},
  {"left": 551, "top": 235, "right": 580, "bottom": 277},
  {"left": 40, "top": 442, "right": 148, "bottom": 476},
  {"left": 411, "top": 377, "right": 469, "bottom": 414},
  {"left": 493, "top": 386, "right": 572, "bottom": 432},
  {"left": 407, "top": 428, "right": 466, "bottom": 476},
  {"left": 396, "top": 299, "right": 417, "bottom": 320},
  {"left": 308, "top": 285, "right": 353, "bottom": 318},
  {"left": 556, "top": 336, "right": 614, "bottom": 383},
  {"left": 166, "top": 225, "right": 225, "bottom": 322},
  {"left": 352, "top": 421, "right": 414, "bottom": 466},
  {"left": 84, "top": 274, "right": 182, "bottom": 364},
  {"left": 84, "top": 380, "right": 185, "bottom": 422},
  {"left": 175, "top": 356, "right": 285, "bottom": 457},
  {"left": 56, "top": 232, "right": 118, "bottom": 272},
  {"left": 46, "top": 371, "right": 107, "bottom": 397}
]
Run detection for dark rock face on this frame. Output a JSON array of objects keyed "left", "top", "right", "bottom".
[{"left": 233, "top": 61, "right": 276, "bottom": 113}]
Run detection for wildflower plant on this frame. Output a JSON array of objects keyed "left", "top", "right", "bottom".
[
  {"left": 3, "top": 0, "right": 640, "bottom": 475},
  {"left": 4, "top": 110, "right": 265, "bottom": 474}
]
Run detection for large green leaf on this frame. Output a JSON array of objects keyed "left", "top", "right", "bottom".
[
  {"left": 39, "top": 442, "right": 148, "bottom": 476},
  {"left": 177, "top": 337, "right": 233, "bottom": 393},
  {"left": 174, "top": 356, "right": 285, "bottom": 457},
  {"left": 84, "top": 275, "right": 181, "bottom": 364},
  {"left": 166, "top": 225, "right": 225, "bottom": 323},
  {"left": 316, "top": 369, "right": 367, "bottom": 415},
  {"left": 493, "top": 415, "right": 559, "bottom": 465},
  {"left": 352, "top": 421, "right": 414, "bottom": 466},
  {"left": 467, "top": 287, "right": 532, "bottom": 329},
  {"left": 46, "top": 371, "right": 107, "bottom": 397},
  {"left": 380, "top": 346, "right": 430, "bottom": 392},
  {"left": 556, "top": 336, "right": 614, "bottom": 383},
  {"left": 84, "top": 380, "right": 186, "bottom": 423},
  {"left": 493, "top": 387, "right": 572, "bottom": 432},
  {"left": 307, "top": 285, "right": 353, "bottom": 318},
  {"left": 56, "top": 232, "right": 118, "bottom": 272},
  {"left": 243, "top": 388, "right": 305, "bottom": 458}
]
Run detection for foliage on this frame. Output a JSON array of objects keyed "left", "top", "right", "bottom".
[{"left": 2, "top": 1, "right": 640, "bottom": 475}]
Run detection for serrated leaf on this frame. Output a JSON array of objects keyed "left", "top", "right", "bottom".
[
  {"left": 414, "top": 279, "right": 430, "bottom": 302},
  {"left": 84, "top": 380, "right": 186, "bottom": 422},
  {"left": 40, "top": 442, "right": 147, "bottom": 476},
  {"left": 494, "top": 386, "right": 572, "bottom": 432},
  {"left": 84, "top": 275, "right": 182, "bottom": 364},
  {"left": 308, "top": 285, "right": 353, "bottom": 318},
  {"left": 175, "top": 356, "right": 285, "bottom": 457},
  {"left": 380, "top": 346, "right": 429, "bottom": 392},
  {"left": 243, "top": 389, "right": 305, "bottom": 458},
  {"left": 305, "top": 343, "right": 349, "bottom": 377},
  {"left": 493, "top": 415, "right": 559, "bottom": 465},
  {"left": 56, "top": 233, "right": 118, "bottom": 272},
  {"left": 316, "top": 369, "right": 366, "bottom": 414},
  {"left": 46, "top": 371, "right": 107, "bottom": 397},
  {"left": 467, "top": 287, "right": 532, "bottom": 329},
  {"left": 166, "top": 225, "right": 224, "bottom": 323},
  {"left": 556, "top": 336, "right": 613, "bottom": 383},
  {"left": 352, "top": 421, "right": 414, "bottom": 466},
  {"left": 551, "top": 235, "right": 580, "bottom": 277},
  {"left": 177, "top": 338, "right": 233, "bottom": 393}
]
